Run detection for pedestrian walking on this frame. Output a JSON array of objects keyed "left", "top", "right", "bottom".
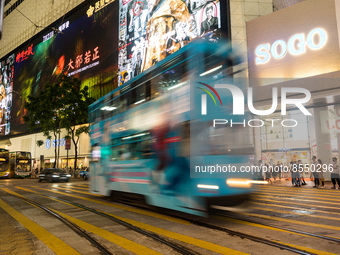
[
  {"left": 318, "top": 159, "right": 325, "bottom": 187},
  {"left": 298, "top": 160, "right": 307, "bottom": 185},
  {"left": 292, "top": 161, "right": 301, "bottom": 187},
  {"left": 331, "top": 157, "right": 340, "bottom": 189},
  {"left": 264, "top": 163, "right": 272, "bottom": 184},
  {"left": 311, "top": 156, "right": 319, "bottom": 188},
  {"left": 290, "top": 161, "right": 295, "bottom": 186}
]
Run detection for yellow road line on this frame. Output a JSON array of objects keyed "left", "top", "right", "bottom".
[
  {"left": 256, "top": 188, "right": 340, "bottom": 199},
  {"left": 53, "top": 186, "right": 103, "bottom": 197},
  {"left": 259, "top": 186, "right": 340, "bottom": 195},
  {"left": 214, "top": 215, "right": 311, "bottom": 238},
  {"left": 30, "top": 186, "right": 190, "bottom": 225},
  {"left": 16, "top": 186, "right": 41, "bottom": 194},
  {"left": 11, "top": 187, "right": 337, "bottom": 255},
  {"left": 53, "top": 209, "right": 162, "bottom": 255},
  {"left": 215, "top": 214, "right": 340, "bottom": 244},
  {"left": 251, "top": 206, "right": 340, "bottom": 221},
  {"left": 22, "top": 187, "right": 247, "bottom": 254},
  {"left": 59, "top": 185, "right": 89, "bottom": 191},
  {"left": 75, "top": 184, "right": 89, "bottom": 187},
  {"left": 253, "top": 194, "right": 340, "bottom": 207},
  {"left": 240, "top": 211, "right": 340, "bottom": 231},
  {"left": 274, "top": 240, "right": 337, "bottom": 255},
  {"left": 253, "top": 196, "right": 340, "bottom": 211},
  {"left": 255, "top": 191, "right": 340, "bottom": 202},
  {"left": 252, "top": 201, "right": 340, "bottom": 216},
  {"left": 6, "top": 188, "right": 160, "bottom": 255},
  {"left": 0, "top": 197, "right": 80, "bottom": 255}
]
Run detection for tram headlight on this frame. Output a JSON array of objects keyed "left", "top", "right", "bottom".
[
  {"left": 197, "top": 184, "right": 219, "bottom": 190},
  {"left": 4, "top": 171, "right": 9, "bottom": 176},
  {"left": 226, "top": 179, "right": 252, "bottom": 188}
]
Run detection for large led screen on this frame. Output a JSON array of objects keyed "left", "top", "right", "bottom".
[
  {"left": 0, "top": 54, "right": 14, "bottom": 135},
  {"left": 118, "top": 0, "right": 222, "bottom": 85},
  {"left": 0, "top": 0, "right": 228, "bottom": 137},
  {"left": 7, "top": 0, "right": 119, "bottom": 136}
]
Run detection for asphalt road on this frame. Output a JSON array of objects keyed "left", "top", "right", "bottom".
[{"left": 0, "top": 178, "right": 339, "bottom": 255}]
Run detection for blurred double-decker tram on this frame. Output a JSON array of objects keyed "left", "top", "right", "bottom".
[{"left": 89, "top": 40, "right": 255, "bottom": 216}]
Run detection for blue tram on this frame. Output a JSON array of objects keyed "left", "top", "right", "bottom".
[{"left": 89, "top": 40, "right": 255, "bottom": 216}]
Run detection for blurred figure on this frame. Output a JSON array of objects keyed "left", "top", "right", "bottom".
[
  {"left": 265, "top": 163, "right": 272, "bottom": 184},
  {"left": 318, "top": 159, "right": 325, "bottom": 187},
  {"left": 292, "top": 161, "right": 301, "bottom": 187},
  {"left": 255, "top": 160, "right": 264, "bottom": 180},
  {"left": 289, "top": 161, "right": 295, "bottom": 186},
  {"left": 152, "top": 120, "right": 171, "bottom": 171},
  {"left": 331, "top": 157, "right": 340, "bottom": 189},
  {"left": 272, "top": 161, "right": 278, "bottom": 181},
  {"left": 298, "top": 160, "right": 307, "bottom": 185},
  {"left": 311, "top": 156, "right": 319, "bottom": 188}
]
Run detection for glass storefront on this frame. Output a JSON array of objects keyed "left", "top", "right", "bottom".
[{"left": 258, "top": 101, "right": 340, "bottom": 179}]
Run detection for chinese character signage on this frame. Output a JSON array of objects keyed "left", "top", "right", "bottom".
[
  {"left": 15, "top": 44, "right": 35, "bottom": 63},
  {"left": 6, "top": 0, "right": 118, "bottom": 136}
]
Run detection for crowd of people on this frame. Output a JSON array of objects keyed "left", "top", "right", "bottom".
[{"left": 254, "top": 156, "right": 340, "bottom": 189}]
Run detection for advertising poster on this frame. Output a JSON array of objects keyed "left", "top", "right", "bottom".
[
  {"left": 118, "top": 0, "right": 221, "bottom": 85},
  {"left": 0, "top": 54, "right": 14, "bottom": 135},
  {"left": 7, "top": 0, "right": 119, "bottom": 136}
]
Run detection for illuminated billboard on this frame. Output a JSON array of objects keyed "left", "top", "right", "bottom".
[
  {"left": 247, "top": 0, "right": 340, "bottom": 85},
  {"left": 118, "top": 0, "right": 222, "bottom": 85},
  {"left": 0, "top": 54, "right": 14, "bottom": 135},
  {"left": 8, "top": 0, "right": 119, "bottom": 135},
  {"left": 0, "top": 0, "right": 229, "bottom": 137}
]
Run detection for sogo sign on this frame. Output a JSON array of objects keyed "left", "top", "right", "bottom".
[{"left": 255, "top": 28, "right": 328, "bottom": 65}]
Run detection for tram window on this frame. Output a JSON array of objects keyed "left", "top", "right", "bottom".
[{"left": 110, "top": 137, "right": 154, "bottom": 161}]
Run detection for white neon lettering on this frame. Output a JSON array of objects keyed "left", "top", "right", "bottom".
[
  {"left": 255, "top": 28, "right": 328, "bottom": 65},
  {"left": 255, "top": 43, "right": 270, "bottom": 65},
  {"left": 288, "top": 33, "right": 306, "bottom": 56},
  {"left": 307, "top": 28, "right": 327, "bottom": 50},
  {"left": 271, "top": 40, "right": 287, "bottom": 59}
]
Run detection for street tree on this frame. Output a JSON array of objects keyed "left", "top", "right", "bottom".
[
  {"left": 58, "top": 75, "right": 95, "bottom": 171},
  {"left": 23, "top": 82, "right": 64, "bottom": 168}
]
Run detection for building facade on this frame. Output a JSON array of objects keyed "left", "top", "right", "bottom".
[{"left": 5, "top": 0, "right": 329, "bottom": 173}]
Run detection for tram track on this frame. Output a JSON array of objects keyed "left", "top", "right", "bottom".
[
  {"left": 107, "top": 199, "right": 338, "bottom": 255},
  {"left": 49, "top": 186, "right": 338, "bottom": 254},
  {"left": 18, "top": 184, "right": 338, "bottom": 254},
  {"left": 6, "top": 192, "right": 198, "bottom": 255},
  {"left": 44, "top": 191, "right": 320, "bottom": 255},
  {"left": 5, "top": 192, "right": 113, "bottom": 255},
  {"left": 212, "top": 211, "right": 340, "bottom": 243}
]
